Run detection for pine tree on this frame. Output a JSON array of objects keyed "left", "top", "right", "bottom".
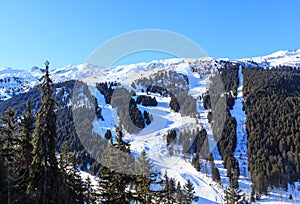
[
  {"left": 68, "top": 152, "right": 85, "bottom": 203},
  {"left": 182, "top": 179, "right": 198, "bottom": 204},
  {"left": 59, "top": 142, "right": 85, "bottom": 203},
  {"left": 212, "top": 165, "right": 221, "bottom": 184},
  {"left": 0, "top": 108, "right": 19, "bottom": 203},
  {"left": 176, "top": 182, "right": 184, "bottom": 203},
  {"left": 84, "top": 176, "right": 97, "bottom": 204},
  {"left": 98, "top": 165, "right": 118, "bottom": 203},
  {"left": 0, "top": 153, "right": 7, "bottom": 203},
  {"left": 15, "top": 99, "right": 35, "bottom": 201},
  {"left": 134, "top": 150, "right": 157, "bottom": 203},
  {"left": 156, "top": 171, "right": 177, "bottom": 204},
  {"left": 98, "top": 126, "right": 135, "bottom": 203},
  {"left": 224, "top": 185, "right": 247, "bottom": 204},
  {"left": 27, "top": 61, "right": 63, "bottom": 203}
]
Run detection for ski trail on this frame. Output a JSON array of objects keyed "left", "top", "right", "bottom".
[
  {"left": 230, "top": 65, "right": 252, "bottom": 194},
  {"left": 198, "top": 100, "right": 229, "bottom": 189}
]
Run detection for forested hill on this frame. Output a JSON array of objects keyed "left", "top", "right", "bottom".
[
  {"left": 243, "top": 66, "right": 300, "bottom": 199},
  {"left": 1, "top": 50, "right": 300, "bottom": 203}
]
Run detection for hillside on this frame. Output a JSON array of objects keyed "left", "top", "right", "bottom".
[{"left": 1, "top": 49, "right": 300, "bottom": 203}]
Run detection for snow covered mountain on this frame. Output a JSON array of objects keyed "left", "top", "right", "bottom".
[
  {"left": 1, "top": 49, "right": 300, "bottom": 102},
  {"left": 240, "top": 49, "right": 300, "bottom": 68},
  {"left": 1, "top": 49, "right": 300, "bottom": 203}
]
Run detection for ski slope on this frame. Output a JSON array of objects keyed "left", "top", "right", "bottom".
[
  {"left": 230, "top": 65, "right": 252, "bottom": 195},
  {"left": 1, "top": 49, "right": 300, "bottom": 203},
  {"left": 87, "top": 60, "right": 226, "bottom": 203}
]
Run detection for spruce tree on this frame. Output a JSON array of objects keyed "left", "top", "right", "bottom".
[
  {"left": 59, "top": 142, "right": 85, "bottom": 203},
  {"left": 68, "top": 152, "right": 85, "bottom": 203},
  {"left": 0, "top": 108, "right": 19, "bottom": 203},
  {"left": 98, "top": 126, "right": 135, "bottom": 203},
  {"left": 156, "top": 171, "right": 177, "bottom": 204},
  {"left": 27, "top": 61, "right": 63, "bottom": 203},
  {"left": 182, "top": 179, "right": 198, "bottom": 204},
  {"left": 176, "top": 182, "right": 184, "bottom": 204},
  {"left": 134, "top": 149, "right": 157, "bottom": 203},
  {"left": 16, "top": 99, "right": 35, "bottom": 201}
]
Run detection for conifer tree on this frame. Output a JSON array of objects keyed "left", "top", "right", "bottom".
[
  {"left": 156, "top": 171, "right": 177, "bottom": 204},
  {"left": 0, "top": 108, "right": 19, "bottom": 204},
  {"left": 182, "top": 179, "right": 198, "bottom": 204},
  {"left": 27, "top": 61, "right": 63, "bottom": 203},
  {"left": 134, "top": 149, "right": 157, "bottom": 203},
  {"left": 98, "top": 126, "right": 135, "bottom": 203},
  {"left": 224, "top": 185, "right": 247, "bottom": 204},
  {"left": 59, "top": 142, "right": 85, "bottom": 203},
  {"left": 16, "top": 99, "right": 35, "bottom": 201},
  {"left": 176, "top": 182, "right": 184, "bottom": 203}
]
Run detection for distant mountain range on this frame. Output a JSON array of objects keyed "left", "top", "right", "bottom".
[{"left": 1, "top": 49, "right": 300, "bottom": 101}]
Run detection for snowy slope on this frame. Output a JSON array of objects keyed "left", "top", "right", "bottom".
[
  {"left": 240, "top": 49, "right": 300, "bottom": 68},
  {"left": 1, "top": 48, "right": 299, "bottom": 101},
  {"left": 87, "top": 59, "right": 226, "bottom": 203},
  {"left": 229, "top": 65, "right": 300, "bottom": 204},
  {"left": 230, "top": 65, "right": 252, "bottom": 195},
  {"left": 1, "top": 49, "right": 300, "bottom": 203}
]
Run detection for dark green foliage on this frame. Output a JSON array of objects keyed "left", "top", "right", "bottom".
[
  {"left": 0, "top": 108, "right": 20, "bottom": 203},
  {"left": 94, "top": 97, "right": 104, "bottom": 120},
  {"left": 191, "top": 154, "right": 200, "bottom": 172},
  {"left": 212, "top": 165, "right": 221, "bottom": 184},
  {"left": 15, "top": 100, "right": 35, "bottom": 201},
  {"left": 59, "top": 142, "right": 85, "bottom": 203},
  {"left": 136, "top": 95, "right": 158, "bottom": 106},
  {"left": 27, "top": 61, "right": 64, "bottom": 203},
  {"left": 146, "top": 85, "right": 169, "bottom": 97},
  {"left": 203, "top": 94, "right": 211, "bottom": 110},
  {"left": 227, "top": 94, "right": 235, "bottom": 110},
  {"left": 136, "top": 70, "right": 197, "bottom": 117},
  {"left": 182, "top": 179, "right": 198, "bottom": 204},
  {"left": 98, "top": 126, "right": 135, "bottom": 204},
  {"left": 143, "top": 110, "right": 152, "bottom": 125},
  {"left": 110, "top": 88, "right": 146, "bottom": 133},
  {"left": 190, "top": 129, "right": 209, "bottom": 159},
  {"left": 243, "top": 66, "right": 300, "bottom": 194},
  {"left": 104, "top": 129, "right": 112, "bottom": 140},
  {"left": 169, "top": 94, "right": 180, "bottom": 112},
  {"left": 166, "top": 129, "right": 177, "bottom": 147},
  {"left": 166, "top": 129, "right": 177, "bottom": 156},
  {"left": 156, "top": 171, "right": 177, "bottom": 204},
  {"left": 0, "top": 61, "right": 89, "bottom": 203},
  {"left": 207, "top": 66, "right": 240, "bottom": 187},
  {"left": 96, "top": 81, "right": 118, "bottom": 104},
  {"left": 129, "top": 98, "right": 145, "bottom": 129},
  {"left": 134, "top": 150, "right": 157, "bottom": 203},
  {"left": 0, "top": 62, "right": 202, "bottom": 203}
]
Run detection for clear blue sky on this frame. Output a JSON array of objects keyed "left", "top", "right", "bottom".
[{"left": 0, "top": 0, "right": 299, "bottom": 69}]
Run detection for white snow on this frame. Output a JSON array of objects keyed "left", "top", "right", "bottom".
[
  {"left": 240, "top": 49, "right": 300, "bottom": 68},
  {"left": 230, "top": 65, "right": 252, "bottom": 196},
  {"left": 1, "top": 49, "right": 300, "bottom": 203}
]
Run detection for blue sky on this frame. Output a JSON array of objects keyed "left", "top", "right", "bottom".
[{"left": 0, "top": 0, "right": 299, "bottom": 69}]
